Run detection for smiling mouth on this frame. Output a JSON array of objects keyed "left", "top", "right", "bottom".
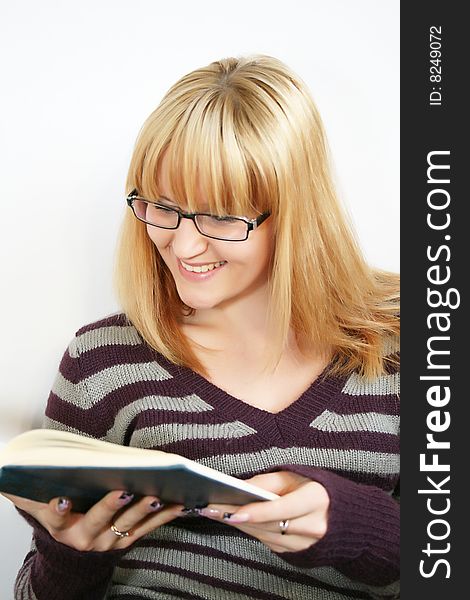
[{"left": 179, "top": 260, "right": 227, "bottom": 273}]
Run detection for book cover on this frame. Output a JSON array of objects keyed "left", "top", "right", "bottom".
[{"left": 0, "top": 430, "right": 278, "bottom": 512}]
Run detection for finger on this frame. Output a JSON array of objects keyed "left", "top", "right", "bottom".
[
  {"left": 15, "top": 496, "right": 76, "bottom": 536},
  {"left": 235, "top": 522, "right": 317, "bottom": 552},
  {"left": 126, "top": 503, "right": 183, "bottom": 541},
  {"left": 244, "top": 471, "right": 308, "bottom": 495},
  {"left": 200, "top": 472, "right": 309, "bottom": 520},
  {"left": 110, "top": 495, "right": 164, "bottom": 535},
  {"left": 235, "top": 509, "right": 328, "bottom": 539},
  {"left": 1, "top": 493, "right": 50, "bottom": 512},
  {"left": 79, "top": 490, "right": 136, "bottom": 538},
  {"left": 224, "top": 482, "right": 329, "bottom": 525},
  {"left": 199, "top": 503, "right": 239, "bottom": 520}
]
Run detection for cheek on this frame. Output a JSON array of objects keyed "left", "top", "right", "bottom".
[
  {"left": 146, "top": 225, "right": 170, "bottom": 251},
  {"left": 255, "top": 228, "right": 275, "bottom": 270}
]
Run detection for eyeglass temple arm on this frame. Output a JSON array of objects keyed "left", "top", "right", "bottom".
[{"left": 249, "top": 212, "right": 271, "bottom": 230}]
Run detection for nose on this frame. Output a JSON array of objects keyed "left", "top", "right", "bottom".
[{"left": 170, "top": 214, "right": 209, "bottom": 257}]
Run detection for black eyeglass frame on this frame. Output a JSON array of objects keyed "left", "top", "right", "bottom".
[{"left": 126, "top": 189, "right": 271, "bottom": 242}]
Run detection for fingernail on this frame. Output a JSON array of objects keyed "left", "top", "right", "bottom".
[
  {"left": 118, "top": 492, "right": 134, "bottom": 505},
  {"left": 199, "top": 508, "right": 221, "bottom": 518},
  {"left": 181, "top": 507, "right": 202, "bottom": 516},
  {"left": 224, "top": 512, "right": 250, "bottom": 523},
  {"left": 150, "top": 500, "right": 163, "bottom": 511},
  {"left": 57, "top": 497, "right": 70, "bottom": 513}
]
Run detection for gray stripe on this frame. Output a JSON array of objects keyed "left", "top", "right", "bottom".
[
  {"left": 105, "top": 395, "right": 215, "bottom": 444},
  {"left": 111, "top": 580, "right": 253, "bottom": 600},
  {"left": 15, "top": 556, "right": 39, "bottom": 600},
  {"left": 310, "top": 409, "right": 400, "bottom": 435},
  {"left": 115, "top": 561, "right": 343, "bottom": 600},
  {"left": 42, "top": 417, "right": 96, "bottom": 438},
  {"left": 110, "top": 580, "right": 256, "bottom": 600},
  {"left": 71, "top": 325, "right": 142, "bottom": 357},
  {"left": 342, "top": 372, "right": 400, "bottom": 396},
  {"left": 108, "top": 586, "right": 168, "bottom": 600},
  {"left": 117, "top": 526, "right": 398, "bottom": 599},
  {"left": 382, "top": 334, "right": 400, "bottom": 357},
  {"left": 43, "top": 394, "right": 213, "bottom": 448},
  {"left": 198, "top": 447, "right": 399, "bottom": 478},
  {"left": 141, "top": 526, "right": 381, "bottom": 591},
  {"left": 52, "top": 362, "right": 173, "bottom": 408},
  {"left": 130, "top": 421, "right": 257, "bottom": 447}
]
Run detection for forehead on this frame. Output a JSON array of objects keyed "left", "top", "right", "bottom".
[
  {"left": 157, "top": 151, "right": 175, "bottom": 196},
  {"left": 157, "top": 151, "right": 206, "bottom": 208},
  {"left": 151, "top": 140, "right": 272, "bottom": 218}
]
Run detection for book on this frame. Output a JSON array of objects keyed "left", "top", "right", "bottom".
[{"left": 0, "top": 429, "right": 278, "bottom": 512}]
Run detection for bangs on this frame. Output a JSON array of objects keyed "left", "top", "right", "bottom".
[{"left": 137, "top": 88, "right": 282, "bottom": 218}]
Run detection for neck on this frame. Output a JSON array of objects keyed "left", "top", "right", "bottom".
[{"left": 181, "top": 281, "right": 282, "bottom": 352}]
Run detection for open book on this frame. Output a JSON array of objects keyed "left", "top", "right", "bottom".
[{"left": 0, "top": 429, "right": 278, "bottom": 512}]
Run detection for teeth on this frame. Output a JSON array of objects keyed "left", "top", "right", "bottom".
[{"left": 181, "top": 260, "right": 226, "bottom": 273}]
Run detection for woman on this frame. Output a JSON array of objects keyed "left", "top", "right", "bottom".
[{"left": 10, "top": 55, "right": 399, "bottom": 599}]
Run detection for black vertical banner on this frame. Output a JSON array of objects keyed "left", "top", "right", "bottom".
[{"left": 401, "top": 2, "right": 466, "bottom": 598}]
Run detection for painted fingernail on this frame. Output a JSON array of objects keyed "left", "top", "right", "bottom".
[
  {"left": 150, "top": 500, "right": 163, "bottom": 510},
  {"left": 224, "top": 512, "right": 250, "bottom": 523},
  {"left": 118, "top": 492, "right": 134, "bottom": 505},
  {"left": 181, "top": 507, "right": 202, "bottom": 516},
  {"left": 199, "top": 508, "right": 221, "bottom": 518},
  {"left": 57, "top": 497, "right": 70, "bottom": 513}
]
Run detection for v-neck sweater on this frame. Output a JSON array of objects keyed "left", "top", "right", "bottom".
[{"left": 15, "top": 313, "right": 400, "bottom": 600}]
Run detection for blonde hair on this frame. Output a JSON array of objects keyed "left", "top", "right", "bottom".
[{"left": 115, "top": 55, "right": 399, "bottom": 379}]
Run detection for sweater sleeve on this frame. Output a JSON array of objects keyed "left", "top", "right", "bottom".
[
  {"left": 14, "top": 336, "right": 126, "bottom": 600},
  {"left": 15, "top": 510, "right": 127, "bottom": 600},
  {"left": 267, "top": 464, "right": 399, "bottom": 587}
]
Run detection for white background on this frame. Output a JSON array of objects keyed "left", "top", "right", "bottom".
[{"left": 0, "top": 0, "right": 399, "bottom": 595}]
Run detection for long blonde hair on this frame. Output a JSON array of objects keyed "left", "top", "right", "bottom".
[{"left": 115, "top": 55, "right": 399, "bottom": 379}]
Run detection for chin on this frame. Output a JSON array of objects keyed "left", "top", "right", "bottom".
[{"left": 176, "top": 290, "right": 222, "bottom": 311}]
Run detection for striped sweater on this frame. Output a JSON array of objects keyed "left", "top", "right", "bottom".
[{"left": 15, "top": 313, "right": 400, "bottom": 600}]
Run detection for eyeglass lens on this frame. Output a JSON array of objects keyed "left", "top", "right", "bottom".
[{"left": 132, "top": 199, "right": 248, "bottom": 240}]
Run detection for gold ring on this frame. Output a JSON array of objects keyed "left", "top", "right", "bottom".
[
  {"left": 279, "top": 519, "right": 289, "bottom": 535},
  {"left": 110, "top": 523, "right": 130, "bottom": 538}
]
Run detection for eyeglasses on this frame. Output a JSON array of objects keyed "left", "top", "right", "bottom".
[{"left": 126, "top": 189, "right": 271, "bottom": 242}]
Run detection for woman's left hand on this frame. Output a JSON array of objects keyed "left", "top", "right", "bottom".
[{"left": 200, "top": 471, "right": 330, "bottom": 553}]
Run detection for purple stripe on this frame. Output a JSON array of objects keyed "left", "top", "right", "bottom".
[
  {"left": 59, "top": 344, "right": 158, "bottom": 380},
  {"left": 338, "top": 396, "right": 399, "bottom": 414},
  {"left": 335, "top": 394, "right": 399, "bottom": 415},
  {"left": 331, "top": 469, "right": 399, "bottom": 492},
  {"left": 76, "top": 313, "right": 129, "bottom": 334}
]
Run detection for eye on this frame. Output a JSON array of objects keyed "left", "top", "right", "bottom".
[
  {"left": 155, "top": 203, "right": 177, "bottom": 213},
  {"left": 210, "top": 215, "right": 239, "bottom": 223}
]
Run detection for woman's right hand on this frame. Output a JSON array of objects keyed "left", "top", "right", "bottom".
[{"left": 2, "top": 491, "right": 184, "bottom": 551}]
